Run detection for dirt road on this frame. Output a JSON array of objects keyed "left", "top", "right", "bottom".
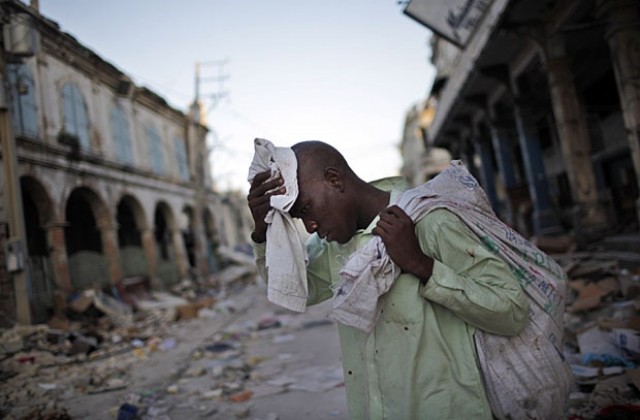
[{"left": 58, "top": 282, "right": 348, "bottom": 420}]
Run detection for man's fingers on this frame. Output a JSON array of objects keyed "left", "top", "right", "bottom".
[
  {"left": 385, "top": 205, "right": 410, "bottom": 219},
  {"left": 376, "top": 218, "right": 394, "bottom": 230},
  {"left": 249, "top": 177, "right": 284, "bottom": 199},
  {"left": 380, "top": 208, "right": 398, "bottom": 218},
  {"left": 252, "top": 201, "right": 272, "bottom": 215},
  {"left": 249, "top": 188, "right": 287, "bottom": 219},
  {"left": 380, "top": 206, "right": 413, "bottom": 227},
  {"left": 379, "top": 212, "right": 403, "bottom": 226},
  {"left": 372, "top": 226, "right": 387, "bottom": 238},
  {"left": 250, "top": 170, "right": 272, "bottom": 189},
  {"left": 249, "top": 192, "right": 271, "bottom": 208}
]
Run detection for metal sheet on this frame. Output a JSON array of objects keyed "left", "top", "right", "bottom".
[{"left": 403, "top": 0, "right": 492, "bottom": 48}]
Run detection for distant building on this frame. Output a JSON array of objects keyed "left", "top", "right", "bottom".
[
  {"left": 400, "top": 98, "right": 452, "bottom": 188},
  {"left": 404, "top": 0, "right": 640, "bottom": 241},
  {"left": 0, "top": 1, "right": 251, "bottom": 324}
]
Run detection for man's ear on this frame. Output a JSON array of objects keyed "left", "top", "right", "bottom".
[{"left": 324, "top": 167, "right": 344, "bottom": 192}]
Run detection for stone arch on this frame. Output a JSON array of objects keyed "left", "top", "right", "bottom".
[
  {"left": 154, "top": 201, "right": 175, "bottom": 257},
  {"left": 20, "top": 176, "right": 54, "bottom": 256},
  {"left": 64, "top": 186, "right": 111, "bottom": 289},
  {"left": 117, "top": 194, "right": 150, "bottom": 278},
  {"left": 117, "top": 194, "right": 148, "bottom": 244},
  {"left": 64, "top": 187, "right": 110, "bottom": 253},
  {"left": 202, "top": 207, "right": 219, "bottom": 273},
  {"left": 181, "top": 205, "right": 196, "bottom": 268},
  {"left": 153, "top": 201, "right": 178, "bottom": 287},
  {"left": 20, "top": 176, "right": 56, "bottom": 321}
]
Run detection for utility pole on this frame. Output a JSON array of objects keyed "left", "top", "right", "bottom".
[
  {"left": 193, "top": 59, "right": 229, "bottom": 191},
  {"left": 189, "top": 60, "right": 229, "bottom": 274},
  {"left": 194, "top": 59, "right": 229, "bottom": 114},
  {"left": 0, "top": 4, "right": 35, "bottom": 324}
]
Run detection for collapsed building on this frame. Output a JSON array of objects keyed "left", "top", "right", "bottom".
[
  {"left": 401, "top": 0, "right": 640, "bottom": 246},
  {"left": 0, "top": 1, "right": 252, "bottom": 326}
]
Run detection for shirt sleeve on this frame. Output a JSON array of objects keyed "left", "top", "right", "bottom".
[
  {"left": 417, "top": 208, "right": 530, "bottom": 336},
  {"left": 304, "top": 235, "right": 336, "bottom": 306},
  {"left": 251, "top": 241, "right": 268, "bottom": 284},
  {"left": 252, "top": 235, "right": 335, "bottom": 306}
]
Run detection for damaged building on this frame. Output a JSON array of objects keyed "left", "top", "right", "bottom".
[
  {"left": 402, "top": 0, "right": 640, "bottom": 245},
  {"left": 0, "top": 1, "right": 252, "bottom": 326}
]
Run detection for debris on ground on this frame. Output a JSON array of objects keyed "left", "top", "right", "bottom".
[
  {"left": 0, "top": 255, "right": 254, "bottom": 420},
  {"left": 558, "top": 250, "right": 640, "bottom": 418},
  {"left": 3, "top": 242, "right": 640, "bottom": 419}
]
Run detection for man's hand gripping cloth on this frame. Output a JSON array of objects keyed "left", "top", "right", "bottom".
[
  {"left": 331, "top": 160, "right": 574, "bottom": 419},
  {"left": 248, "top": 138, "right": 308, "bottom": 312}
]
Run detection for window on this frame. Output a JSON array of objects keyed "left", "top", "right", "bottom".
[
  {"left": 110, "top": 106, "right": 134, "bottom": 164},
  {"left": 147, "top": 126, "right": 165, "bottom": 174},
  {"left": 175, "top": 137, "right": 189, "bottom": 181},
  {"left": 7, "top": 63, "right": 38, "bottom": 138},
  {"left": 61, "top": 82, "right": 90, "bottom": 149}
]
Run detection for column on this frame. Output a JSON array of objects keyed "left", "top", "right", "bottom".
[
  {"left": 171, "top": 228, "right": 189, "bottom": 279},
  {"left": 190, "top": 211, "right": 208, "bottom": 278},
  {"left": 513, "top": 104, "right": 563, "bottom": 235},
  {"left": 461, "top": 137, "right": 480, "bottom": 181},
  {"left": 98, "top": 222, "right": 122, "bottom": 284},
  {"left": 474, "top": 136, "right": 500, "bottom": 212},
  {"left": 544, "top": 34, "right": 609, "bottom": 237},
  {"left": 490, "top": 120, "right": 518, "bottom": 224},
  {"left": 598, "top": 0, "right": 640, "bottom": 224},
  {"left": 45, "top": 222, "right": 72, "bottom": 292},
  {"left": 140, "top": 228, "right": 159, "bottom": 288},
  {"left": 1, "top": 38, "right": 31, "bottom": 324}
]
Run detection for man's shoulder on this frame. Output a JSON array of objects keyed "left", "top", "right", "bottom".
[
  {"left": 369, "top": 176, "right": 408, "bottom": 192},
  {"left": 415, "top": 207, "right": 466, "bottom": 236}
]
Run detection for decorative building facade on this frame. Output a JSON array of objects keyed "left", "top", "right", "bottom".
[
  {"left": 0, "top": 1, "right": 251, "bottom": 324},
  {"left": 404, "top": 0, "right": 640, "bottom": 242}
]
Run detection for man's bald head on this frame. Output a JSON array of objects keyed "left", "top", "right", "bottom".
[{"left": 291, "top": 141, "right": 355, "bottom": 182}]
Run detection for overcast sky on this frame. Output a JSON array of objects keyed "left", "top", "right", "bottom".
[{"left": 39, "top": 0, "right": 435, "bottom": 192}]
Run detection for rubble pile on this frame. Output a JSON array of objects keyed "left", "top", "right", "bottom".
[
  {"left": 0, "top": 252, "right": 257, "bottom": 420},
  {"left": 557, "top": 250, "right": 640, "bottom": 419},
  {"left": 4, "top": 241, "right": 640, "bottom": 419}
]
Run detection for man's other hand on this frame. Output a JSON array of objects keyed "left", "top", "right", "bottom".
[{"left": 373, "top": 205, "right": 434, "bottom": 282}]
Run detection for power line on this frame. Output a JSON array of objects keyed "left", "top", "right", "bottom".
[{"left": 194, "top": 59, "right": 230, "bottom": 113}]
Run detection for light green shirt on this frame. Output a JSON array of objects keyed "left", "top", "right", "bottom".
[{"left": 253, "top": 177, "right": 530, "bottom": 419}]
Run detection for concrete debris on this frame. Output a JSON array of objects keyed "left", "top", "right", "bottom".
[
  {"left": 69, "top": 289, "right": 134, "bottom": 326},
  {"left": 177, "top": 296, "right": 216, "bottom": 321},
  {"left": 136, "top": 291, "right": 189, "bottom": 322},
  {"left": 4, "top": 246, "right": 640, "bottom": 419},
  {"left": 218, "top": 245, "right": 257, "bottom": 267},
  {"left": 0, "top": 258, "right": 254, "bottom": 420},
  {"left": 562, "top": 250, "right": 640, "bottom": 418},
  {"left": 217, "top": 265, "right": 256, "bottom": 285}
]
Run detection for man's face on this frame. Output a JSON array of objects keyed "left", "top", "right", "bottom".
[{"left": 290, "top": 173, "right": 356, "bottom": 244}]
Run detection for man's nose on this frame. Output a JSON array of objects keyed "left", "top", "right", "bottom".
[{"left": 303, "top": 219, "right": 318, "bottom": 234}]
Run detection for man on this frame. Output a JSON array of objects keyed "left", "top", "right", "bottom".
[{"left": 248, "top": 140, "right": 530, "bottom": 419}]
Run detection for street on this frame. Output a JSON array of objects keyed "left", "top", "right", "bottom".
[
  {"left": 2, "top": 280, "right": 348, "bottom": 420},
  {"left": 3, "top": 245, "right": 640, "bottom": 419}
]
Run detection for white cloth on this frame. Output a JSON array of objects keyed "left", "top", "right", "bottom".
[
  {"left": 247, "top": 138, "right": 308, "bottom": 312},
  {"left": 330, "top": 180, "right": 438, "bottom": 331},
  {"left": 331, "top": 160, "right": 572, "bottom": 419}
]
